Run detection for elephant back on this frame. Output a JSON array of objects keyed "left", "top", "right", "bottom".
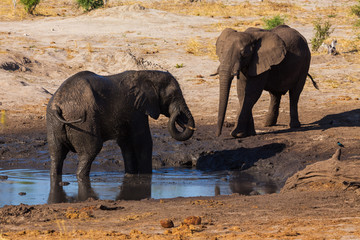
[{"left": 271, "top": 25, "right": 310, "bottom": 56}]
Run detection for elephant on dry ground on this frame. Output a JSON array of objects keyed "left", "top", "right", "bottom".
[
  {"left": 47, "top": 70, "right": 195, "bottom": 179},
  {"left": 215, "top": 25, "right": 318, "bottom": 138}
]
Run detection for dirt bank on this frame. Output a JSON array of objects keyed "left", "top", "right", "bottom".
[{"left": 1, "top": 0, "right": 360, "bottom": 239}]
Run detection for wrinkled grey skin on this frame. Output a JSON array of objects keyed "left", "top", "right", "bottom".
[
  {"left": 215, "top": 25, "right": 317, "bottom": 138},
  {"left": 47, "top": 70, "right": 195, "bottom": 179}
]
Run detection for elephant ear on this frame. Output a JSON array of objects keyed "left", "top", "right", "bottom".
[
  {"left": 247, "top": 31, "right": 286, "bottom": 77},
  {"left": 132, "top": 79, "right": 160, "bottom": 119}
]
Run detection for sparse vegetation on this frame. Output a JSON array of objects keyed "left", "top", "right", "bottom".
[
  {"left": 186, "top": 38, "right": 201, "bottom": 55},
  {"left": 351, "top": 0, "right": 360, "bottom": 28},
  {"left": 20, "top": 0, "right": 40, "bottom": 14},
  {"left": 184, "top": 37, "right": 217, "bottom": 59},
  {"left": 138, "top": 0, "right": 298, "bottom": 19},
  {"left": 76, "top": 0, "right": 104, "bottom": 11},
  {"left": 262, "top": 15, "right": 285, "bottom": 30},
  {"left": 175, "top": 63, "right": 184, "bottom": 68},
  {"left": 351, "top": 0, "right": 360, "bottom": 17},
  {"left": 311, "top": 19, "right": 334, "bottom": 51}
]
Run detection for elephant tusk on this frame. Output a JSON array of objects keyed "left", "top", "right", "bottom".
[{"left": 185, "top": 125, "right": 196, "bottom": 131}]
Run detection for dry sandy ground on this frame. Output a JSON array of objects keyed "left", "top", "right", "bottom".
[{"left": 0, "top": 0, "right": 360, "bottom": 239}]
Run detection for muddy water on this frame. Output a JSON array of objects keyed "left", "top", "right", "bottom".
[{"left": 0, "top": 168, "right": 280, "bottom": 207}]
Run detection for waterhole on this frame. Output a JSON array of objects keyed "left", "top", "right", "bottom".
[{"left": 0, "top": 168, "right": 280, "bottom": 207}]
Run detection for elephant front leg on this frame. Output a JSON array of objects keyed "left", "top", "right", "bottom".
[
  {"left": 118, "top": 139, "right": 138, "bottom": 174},
  {"left": 118, "top": 115, "right": 153, "bottom": 174},
  {"left": 231, "top": 74, "right": 265, "bottom": 138},
  {"left": 118, "top": 136, "right": 152, "bottom": 174},
  {"left": 264, "top": 92, "right": 282, "bottom": 127},
  {"left": 231, "top": 111, "right": 256, "bottom": 138}
]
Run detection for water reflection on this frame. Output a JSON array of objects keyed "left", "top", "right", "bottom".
[
  {"left": 0, "top": 168, "right": 281, "bottom": 207},
  {"left": 48, "top": 176, "right": 99, "bottom": 204},
  {"left": 48, "top": 174, "right": 152, "bottom": 203},
  {"left": 116, "top": 174, "right": 152, "bottom": 200},
  {"left": 229, "top": 172, "right": 278, "bottom": 195}
]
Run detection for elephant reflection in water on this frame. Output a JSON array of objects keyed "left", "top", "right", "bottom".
[
  {"left": 228, "top": 172, "right": 279, "bottom": 195},
  {"left": 48, "top": 176, "right": 99, "bottom": 204},
  {"left": 48, "top": 175, "right": 152, "bottom": 204},
  {"left": 116, "top": 174, "right": 152, "bottom": 200}
]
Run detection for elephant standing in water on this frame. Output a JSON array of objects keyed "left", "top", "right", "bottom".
[
  {"left": 47, "top": 70, "right": 195, "bottom": 179},
  {"left": 215, "top": 25, "right": 318, "bottom": 138}
]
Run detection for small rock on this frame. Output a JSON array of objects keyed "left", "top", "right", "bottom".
[
  {"left": 250, "top": 190, "right": 260, "bottom": 196},
  {"left": 0, "top": 175, "right": 8, "bottom": 180},
  {"left": 183, "top": 216, "right": 201, "bottom": 225},
  {"left": 160, "top": 219, "right": 174, "bottom": 228}
]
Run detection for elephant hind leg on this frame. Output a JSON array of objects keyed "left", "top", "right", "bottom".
[
  {"left": 49, "top": 142, "right": 69, "bottom": 176},
  {"left": 75, "top": 137, "right": 103, "bottom": 180},
  {"left": 76, "top": 153, "right": 99, "bottom": 180},
  {"left": 264, "top": 92, "right": 282, "bottom": 127},
  {"left": 289, "top": 75, "right": 307, "bottom": 128}
]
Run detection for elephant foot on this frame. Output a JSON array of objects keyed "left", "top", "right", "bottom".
[
  {"left": 264, "top": 122, "right": 276, "bottom": 127},
  {"left": 264, "top": 116, "right": 278, "bottom": 127},
  {"left": 290, "top": 121, "right": 301, "bottom": 128},
  {"left": 230, "top": 129, "right": 256, "bottom": 138}
]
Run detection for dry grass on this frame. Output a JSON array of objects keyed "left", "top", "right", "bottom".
[
  {"left": 0, "top": 0, "right": 299, "bottom": 20},
  {"left": 0, "top": 0, "right": 80, "bottom": 21},
  {"left": 138, "top": 0, "right": 301, "bottom": 18},
  {"left": 185, "top": 37, "right": 217, "bottom": 59}
]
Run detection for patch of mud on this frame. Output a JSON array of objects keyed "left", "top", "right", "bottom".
[{"left": 0, "top": 51, "right": 34, "bottom": 72}]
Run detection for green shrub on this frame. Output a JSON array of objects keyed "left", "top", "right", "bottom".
[
  {"left": 351, "top": 0, "right": 360, "bottom": 31},
  {"left": 20, "top": 0, "right": 40, "bottom": 14},
  {"left": 310, "top": 19, "right": 334, "bottom": 51},
  {"left": 262, "top": 15, "right": 285, "bottom": 30},
  {"left": 76, "top": 0, "right": 104, "bottom": 11},
  {"left": 351, "top": 0, "right": 360, "bottom": 17}
]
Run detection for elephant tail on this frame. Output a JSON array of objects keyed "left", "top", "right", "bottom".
[
  {"left": 307, "top": 73, "right": 319, "bottom": 90},
  {"left": 54, "top": 105, "right": 84, "bottom": 124}
]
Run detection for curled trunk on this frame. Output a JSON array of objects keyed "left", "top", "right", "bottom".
[{"left": 167, "top": 106, "right": 195, "bottom": 141}]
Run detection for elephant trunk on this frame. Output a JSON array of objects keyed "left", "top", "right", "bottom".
[
  {"left": 168, "top": 103, "right": 195, "bottom": 141},
  {"left": 217, "top": 69, "right": 234, "bottom": 136}
]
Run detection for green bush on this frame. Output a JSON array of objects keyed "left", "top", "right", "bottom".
[
  {"left": 352, "top": 1, "right": 360, "bottom": 30},
  {"left": 20, "top": 0, "right": 40, "bottom": 14},
  {"left": 76, "top": 0, "right": 104, "bottom": 11},
  {"left": 310, "top": 19, "right": 334, "bottom": 51},
  {"left": 351, "top": 0, "right": 360, "bottom": 17},
  {"left": 262, "top": 15, "right": 285, "bottom": 30}
]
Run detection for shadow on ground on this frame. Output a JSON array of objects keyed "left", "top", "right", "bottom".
[
  {"left": 196, "top": 143, "right": 286, "bottom": 171},
  {"left": 266, "top": 109, "right": 360, "bottom": 135}
]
